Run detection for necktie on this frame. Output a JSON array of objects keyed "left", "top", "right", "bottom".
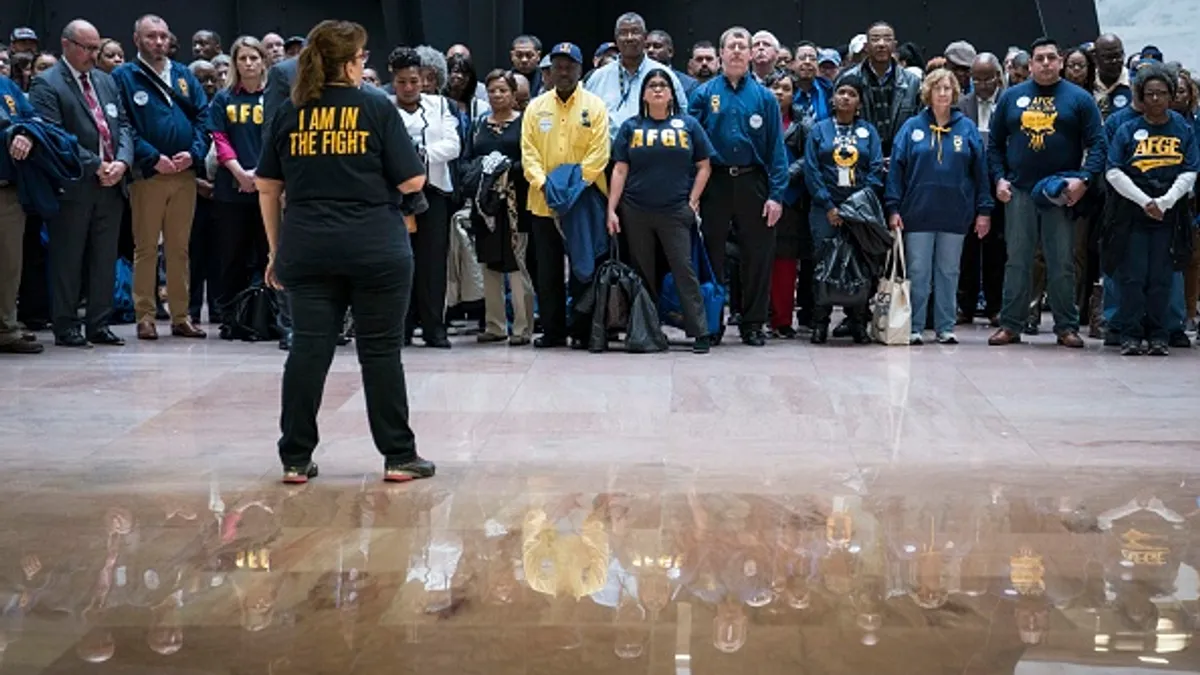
[{"left": 79, "top": 72, "right": 114, "bottom": 162}]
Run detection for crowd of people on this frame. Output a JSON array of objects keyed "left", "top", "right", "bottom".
[{"left": 1, "top": 13, "right": 1197, "bottom": 358}]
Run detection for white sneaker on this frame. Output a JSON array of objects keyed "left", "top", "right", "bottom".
[
  {"left": 937, "top": 332, "right": 958, "bottom": 345},
  {"left": 909, "top": 333, "right": 923, "bottom": 345}
]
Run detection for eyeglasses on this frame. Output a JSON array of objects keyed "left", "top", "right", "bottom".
[
  {"left": 69, "top": 38, "right": 101, "bottom": 54},
  {"left": 971, "top": 75, "right": 999, "bottom": 84},
  {"left": 646, "top": 81, "right": 671, "bottom": 91},
  {"left": 1065, "top": 61, "right": 1089, "bottom": 71}
]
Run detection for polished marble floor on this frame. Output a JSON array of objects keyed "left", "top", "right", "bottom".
[{"left": 0, "top": 318, "right": 1198, "bottom": 673}]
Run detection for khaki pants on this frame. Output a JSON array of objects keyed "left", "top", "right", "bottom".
[
  {"left": 482, "top": 233, "right": 534, "bottom": 339},
  {"left": 0, "top": 186, "right": 25, "bottom": 344},
  {"left": 130, "top": 170, "right": 197, "bottom": 323}
]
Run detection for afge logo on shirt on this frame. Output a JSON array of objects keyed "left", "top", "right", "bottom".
[
  {"left": 289, "top": 106, "right": 371, "bottom": 156},
  {"left": 629, "top": 127, "right": 691, "bottom": 149},
  {"left": 710, "top": 95, "right": 720, "bottom": 113},
  {"left": 1131, "top": 133, "right": 1184, "bottom": 172},
  {"left": 226, "top": 103, "right": 264, "bottom": 124},
  {"left": 3, "top": 95, "right": 15, "bottom": 115},
  {"left": 1020, "top": 97, "right": 1058, "bottom": 151}
]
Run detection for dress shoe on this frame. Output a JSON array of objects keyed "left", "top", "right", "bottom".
[
  {"left": 508, "top": 335, "right": 531, "bottom": 346},
  {"left": 811, "top": 325, "right": 829, "bottom": 344},
  {"left": 88, "top": 328, "right": 125, "bottom": 346},
  {"left": 832, "top": 319, "right": 852, "bottom": 338},
  {"left": 741, "top": 328, "right": 767, "bottom": 347},
  {"left": 137, "top": 320, "right": 158, "bottom": 340},
  {"left": 423, "top": 332, "right": 452, "bottom": 349},
  {"left": 1168, "top": 331, "right": 1192, "bottom": 349},
  {"left": 171, "top": 320, "right": 207, "bottom": 338},
  {"left": 534, "top": 335, "right": 567, "bottom": 349},
  {"left": 988, "top": 327, "right": 1022, "bottom": 345},
  {"left": 1056, "top": 331, "right": 1085, "bottom": 348},
  {"left": 55, "top": 329, "right": 90, "bottom": 348},
  {"left": 477, "top": 332, "right": 507, "bottom": 344},
  {"left": 0, "top": 338, "right": 44, "bottom": 354},
  {"left": 21, "top": 330, "right": 37, "bottom": 342}
]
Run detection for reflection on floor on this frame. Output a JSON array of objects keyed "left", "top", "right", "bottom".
[{"left": 1, "top": 325, "right": 1198, "bottom": 672}]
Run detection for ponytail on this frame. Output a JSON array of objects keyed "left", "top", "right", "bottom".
[
  {"left": 289, "top": 20, "right": 368, "bottom": 108},
  {"left": 292, "top": 46, "right": 325, "bottom": 107}
]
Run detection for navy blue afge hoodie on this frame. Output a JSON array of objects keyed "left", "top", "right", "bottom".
[
  {"left": 112, "top": 59, "right": 209, "bottom": 178},
  {"left": 885, "top": 108, "right": 993, "bottom": 234}
]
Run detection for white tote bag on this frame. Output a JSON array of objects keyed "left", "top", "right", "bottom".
[{"left": 870, "top": 232, "right": 912, "bottom": 346}]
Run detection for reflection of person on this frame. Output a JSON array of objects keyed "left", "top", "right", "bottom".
[{"left": 254, "top": 20, "right": 434, "bottom": 484}]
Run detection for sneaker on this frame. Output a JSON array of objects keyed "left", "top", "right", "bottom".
[
  {"left": 282, "top": 462, "right": 319, "bottom": 484},
  {"left": 936, "top": 332, "right": 958, "bottom": 345},
  {"left": 692, "top": 335, "right": 711, "bottom": 354},
  {"left": 1147, "top": 341, "right": 1169, "bottom": 356},
  {"left": 1168, "top": 331, "right": 1192, "bottom": 349},
  {"left": 384, "top": 457, "right": 437, "bottom": 483},
  {"left": 909, "top": 333, "right": 923, "bottom": 346},
  {"left": 1120, "top": 341, "right": 1144, "bottom": 356}
]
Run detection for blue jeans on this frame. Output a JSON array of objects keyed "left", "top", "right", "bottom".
[
  {"left": 1114, "top": 224, "right": 1174, "bottom": 343},
  {"left": 1000, "top": 189, "right": 1079, "bottom": 335},
  {"left": 1104, "top": 271, "right": 1185, "bottom": 334},
  {"left": 905, "top": 231, "right": 965, "bottom": 334}
]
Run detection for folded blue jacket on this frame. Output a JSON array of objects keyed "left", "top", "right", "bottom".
[
  {"left": 543, "top": 163, "right": 609, "bottom": 282},
  {"left": 0, "top": 118, "right": 85, "bottom": 218}
]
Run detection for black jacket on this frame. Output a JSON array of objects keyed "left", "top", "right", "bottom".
[{"left": 838, "top": 60, "right": 921, "bottom": 156}]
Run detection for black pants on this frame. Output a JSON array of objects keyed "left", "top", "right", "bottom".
[
  {"left": 213, "top": 200, "right": 268, "bottom": 325},
  {"left": 47, "top": 181, "right": 124, "bottom": 336},
  {"left": 531, "top": 215, "right": 590, "bottom": 341},
  {"left": 17, "top": 213, "right": 49, "bottom": 326},
  {"left": 407, "top": 189, "right": 450, "bottom": 338},
  {"left": 958, "top": 201, "right": 1006, "bottom": 318},
  {"left": 624, "top": 202, "right": 708, "bottom": 337},
  {"left": 188, "top": 197, "right": 221, "bottom": 321},
  {"left": 699, "top": 168, "right": 775, "bottom": 328},
  {"left": 278, "top": 258, "right": 416, "bottom": 467}
]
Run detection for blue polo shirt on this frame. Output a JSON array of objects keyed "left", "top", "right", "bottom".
[
  {"left": 612, "top": 113, "right": 713, "bottom": 213},
  {"left": 687, "top": 74, "right": 789, "bottom": 202}
]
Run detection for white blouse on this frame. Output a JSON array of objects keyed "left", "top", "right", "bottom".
[{"left": 392, "top": 93, "right": 461, "bottom": 194}]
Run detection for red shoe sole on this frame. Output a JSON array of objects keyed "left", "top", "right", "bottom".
[
  {"left": 383, "top": 473, "right": 414, "bottom": 483},
  {"left": 281, "top": 475, "right": 309, "bottom": 484}
]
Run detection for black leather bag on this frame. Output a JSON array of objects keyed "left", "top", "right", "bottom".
[
  {"left": 224, "top": 286, "right": 282, "bottom": 342},
  {"left": 814, "top": 232, "right": 873, "bottom": 307}
]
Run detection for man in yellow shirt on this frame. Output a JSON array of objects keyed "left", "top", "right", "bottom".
[{"left": 522, "top": 42, "right": 610, "bottom": 348}]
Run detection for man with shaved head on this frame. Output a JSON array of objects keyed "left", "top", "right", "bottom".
[
  {"left": 29, "top": 19, "right": 135, "bottom": 347},
  {"left": 1093, "top": 33, "right": 1131, "bottom": 119}
]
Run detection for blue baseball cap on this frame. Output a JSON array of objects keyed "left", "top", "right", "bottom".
[
  {"left": 549, "top": 42, "right": 583, "bottom": 65},
  {"left": 818, "top": 48, "right": 841, "bottom": 67},
  {"left": 594, "top": 42, "right": 617, "bottom": 59}
]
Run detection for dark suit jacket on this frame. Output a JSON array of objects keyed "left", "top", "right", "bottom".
[{"left": 29, "top": 61, "right": 134, "bottom": 181}]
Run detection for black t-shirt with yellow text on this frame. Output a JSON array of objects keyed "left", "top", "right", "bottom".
[{"left": 256, "top": 85, "right": 425, "bottom": 272}]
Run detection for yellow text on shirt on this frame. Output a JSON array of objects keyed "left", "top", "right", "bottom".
[{"left": 521, "top": 86, "right": 610, "bottom": 217}]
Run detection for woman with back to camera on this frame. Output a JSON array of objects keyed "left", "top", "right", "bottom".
[
  {"left": 607, "top": 67, "right": 714, "bottom": 354},
  {"left": 208, "top": 36, "right": 270, "bottom": 338},
  {"left": 254, "top": 19, "right": 435, "bottom": 484}
]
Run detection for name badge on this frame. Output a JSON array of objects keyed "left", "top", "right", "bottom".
[
  {"left": 105, "top": 103, "right": 118, "bottom": 118},
  {"left": 837, "top": 167, "right": 852, "bottom": 187}
]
